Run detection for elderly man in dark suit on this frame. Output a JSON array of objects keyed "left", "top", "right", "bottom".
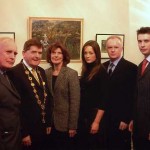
[
  {"left": 129, "top": 27, "right": 150, "bottom": 150},
  {"left": 103, "top": 36, "right": 137, "bottom": 150},
  {"left": 8, "top": 38, "right": 52, "bottom": 150},
  {"left": 0, "top": 37, "right": 21, "bottom": 150}
]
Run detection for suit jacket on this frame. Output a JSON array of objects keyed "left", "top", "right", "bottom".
[
  {"left": 0, "top": 73, "right": 21, "bottom": 150},
  {"left": 134, "top": 61, "right": 150, "bottom": 138},
  {"left": 103, "top": 58, "right": 137, "bottom": 125},
  {"left": 45, "top": 67, "right": 80, "bottom": 132},
  {"left": 7, "top": 63, "right": 52, "bottom": 139}
]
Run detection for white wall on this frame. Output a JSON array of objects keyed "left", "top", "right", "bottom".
[
  {"left": 129, "top": 0, "right": 150, "bottom": 64},
  {"left": 1, "top": 0, "right": 150, "bottom": 74}
]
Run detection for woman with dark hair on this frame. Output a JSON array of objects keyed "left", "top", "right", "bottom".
[
  {"left": 45, "top": 42, "right": 80, "bottom": 150},
  {"left": 77, "top": 40, "right": 109, "bottom": 150}
]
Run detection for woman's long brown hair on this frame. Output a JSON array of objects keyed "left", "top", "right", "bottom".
[{"left": 81, "top": 40, "right": 101, "bottom": 81}]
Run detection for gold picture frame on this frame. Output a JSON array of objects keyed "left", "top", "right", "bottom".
[{"left": 28, "top": 17, "right": 83, "bottom": 61}]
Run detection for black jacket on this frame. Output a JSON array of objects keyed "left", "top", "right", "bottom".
[
  {"left": 8, "top": 63, "right": 52, "bottom": 139},
  {"left": 103, "top": 58, "right": 137, "bottom": 124}
]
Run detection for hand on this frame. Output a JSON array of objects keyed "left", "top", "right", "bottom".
[
  {"left": 22, "top": 135, "right": 32, "bottom": 146},
  {"left": 69, "top": 129, "right": 76, "bottom": 138},
  {"left": 90, "top": 121, "right": 99, "bottom": 134},
  {"left": 148, "top": 133, "right": 150, "bottom": 141},
  {"left": 46, "top": 127, "right": 51, "bottom": 135},
  {"left": 119, "top": 121, "right": 128, "bottom": 130},
  {"left": 128, "top": 120, "right": 133, "bottom": 132}
]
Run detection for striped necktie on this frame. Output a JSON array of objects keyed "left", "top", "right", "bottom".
[
  {"left": 108, "top": 63, "right": 114, "bottom": 76},
  {"left": 31, "top": 69, "right": 40, "bottom": 83},
  {"left": 141, "top": 59, "right": 148, "bottom": 75}
]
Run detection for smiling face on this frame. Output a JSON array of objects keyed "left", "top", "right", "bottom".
[
  {"left": 0, "top": 38, "right": 18, "bottom": 71},
  {"left": 51, "top": 48, "right": 63, "bottom": 66},
  {"left": 137, "top": 33, "right": 150, "bottom": 57},
  {"left": 23, "top": 46, "right": 42, "bottom": 68},
  {"left": 106, "top": 37, "right": 123, "bottom": 61},
  {"left": 83, "top": 46, "right": 96, "bottom": 63}
]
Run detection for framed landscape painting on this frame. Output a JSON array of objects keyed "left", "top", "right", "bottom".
[{"left": 28, "top": 17, "right": 83, "bottom": 61}]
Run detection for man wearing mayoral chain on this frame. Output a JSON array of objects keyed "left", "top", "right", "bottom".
[{"left": 8, "top": 38, "right": 52, "bottom": 150}]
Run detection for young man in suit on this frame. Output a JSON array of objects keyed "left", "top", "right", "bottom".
[
  {"left": 103, "top": 36, "right": 137, "bottom": 150},
  {"left": 8, "top": 38, "right": 52, "bottom": 150},
  {"left": 129, "top": 27, "right": 150, "bottom": 150},
  {"left": 0, "top": 37, "right": 21, "bottom": 150}
]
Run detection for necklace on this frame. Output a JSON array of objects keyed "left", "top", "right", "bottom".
[{"left": 22, "top": 63, "right": 47, "bottom": 123}]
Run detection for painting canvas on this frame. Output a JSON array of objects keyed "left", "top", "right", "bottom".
[{"left": 28, "top": 17, "right": 83, "bottom": 61}]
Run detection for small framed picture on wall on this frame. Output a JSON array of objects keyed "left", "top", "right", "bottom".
[
  {"left": 96, "top": 34, "right": 125, "bottom": 59},
  {"left": 0, "top": 32, "right": 15, "bottom": 40}
]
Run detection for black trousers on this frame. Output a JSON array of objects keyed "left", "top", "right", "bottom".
[
  {"left": 77, "top": 110, "right": 107, "bottom": 150},
  {"left": 22, "top": 134, "right": 49, "bottom": 150},
  {"left": 107, "top": 123, "right": 131, "bottom": 150},
  {"left": 48, "top": 128, "right": 77, "bottom": 150},
  {"left": 133, "top": 135, "right": 150, "bottom": 150},
  {"left": 76, "top": 131, "right": 107, "bottom": 150}
]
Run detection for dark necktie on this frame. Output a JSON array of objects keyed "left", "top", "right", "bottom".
[
  {"left": 141, "top": 59, "right": 148, "bottom": 75},
  {"left": 108, "top": 63, "right": 114, "bottom": 76},
  {"left": 3, "top": 72, "right": 13, "bottom": 87}
]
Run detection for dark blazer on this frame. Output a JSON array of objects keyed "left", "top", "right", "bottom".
[
  {"left": 45, "top": 67, "right": 80, "bottom": 132},
  {"left": 103, "top": 58, "right": 137, "bottom": 124},
  {"left": 134, "top": 61, "right": 150, "bottom": 138},
  {"left": 7, "top": 63, "right": 52, "bottom": 139},
  {"left": 0, "top": 73, "right": 21, "bottom": 150}
]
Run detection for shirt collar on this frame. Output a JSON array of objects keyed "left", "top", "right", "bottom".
[
  {"left": 23, "top": 59, "right": 33, "bottom": 72},
  {"left": 110, "top": 56, "right": 122, "bottom": 66},
  {"left": 0, "top": 69, "right": 3, "bottom": 74},
  {"left": 145, "top": 55, "right": 150, "bottom": 63}
]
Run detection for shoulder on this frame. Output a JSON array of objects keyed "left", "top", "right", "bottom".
[
  {"left": 97, "top": 65, "right": 108, "bottom": 78},
  {"left": 45, "top": 67, "right": 52, "bottom": 72},
  {"left": 45, "top": 67, "right": 52, "bottom": 75},
  {"left": 121, "top": 58, "right": 137, "bottom": 69},
  {"left": 37, "top": 66, "right": 47, "bottom": 77},
  {"left": 101, "top": 64, "right": 107, "bottom": 71},
  {"left": 13, "top": 63, "right": 23, "bottom": 69},
  {"left": 8, "top": 63, "right": 23, "bottom": 74},
  {"left": 37, "top": 66, "right": 44, "bottom": 72},
  {"left": 64, "top": 67, "right": 78, "bottom": 75},
  {"left": 103, "top": 60, "right": 109, "bottom": 68}
]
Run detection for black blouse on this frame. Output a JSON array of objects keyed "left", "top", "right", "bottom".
[
  {"left": 52, "top": 75, "right": 57, "bottom": 91},
  {"left": 80, "top": 65, "right": 109, "bottom": 113}
]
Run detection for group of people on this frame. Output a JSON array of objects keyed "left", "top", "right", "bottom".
[{"left": 0, "top": 26, "right": 150, "bottom": 150}]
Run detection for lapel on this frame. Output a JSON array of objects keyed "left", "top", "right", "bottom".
[
  {"left": 143, "top": 62, "right": 150, "bottom": 75},
  {"left": 23, "top": 63, "right": 43, "bottom": 89},
  {"left": 110, "top": 58, "right": 124, "bottom": 77},
  {"left": 103, "top": 61, "right": 112, "bottom": 77},
  {"left": 46, "top": 67, "right": 67, "bottom": 96},
  {"left": 46, "top": 68, "right": 53, "bottom": 96},
  {"left": 104, "top": 58, "right": 124, "bottom": 75},
  {"left": 104, "top": 61, "right": 110, "bottom": 70},
  {"left": 138, "top": 62, "right": 150, "bottom": 79},
  {"left": 0, "top": 73, "right": 20, "bottom": 98},
  {"left": 54, "top": 67, "right": 66, "bottom": 92}
]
